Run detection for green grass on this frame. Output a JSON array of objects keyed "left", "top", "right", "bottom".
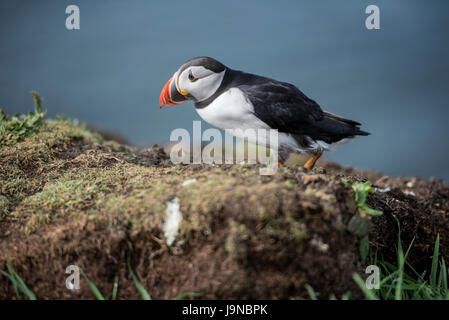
[
  {"left": 127, "top": 251, "right": 151, "bottom": 300},
  {"left": 0, "top": 258, "right": 36, "bottom": 300},
  {"left": 80, "top": 231, "right": 448, "bottom": 301},
  {"left": 354, "top": 218, "right": 449, "bottom": 300},
  {"left": 73, "top": 252, "right": 200, "bottom": 300},
  {"left": 304, "top": 215, "right": 448, "bottom": 300},
  {"left": 126, "top": 251, "right": 201, "bottom": 300},
  {"left": 0, "top": 91, "right": 46, "bottom": 145},
  {"left": 111, "top": 276, "right": 119, "bottom": 300},
  {"left": 79, "top": 268, "right": 105, "bottom": 300},
  {"left": 305, "top": 284, "right": 317, "bottom": 300},
  {"left": 304, "top": 284, "right": 352, "bottom": 300},
  {"left": 0, "top": 258, "right": 200, "bottom": 300},
  {"left": 353, "top": 273, "right": 379, "bottom": 300}
]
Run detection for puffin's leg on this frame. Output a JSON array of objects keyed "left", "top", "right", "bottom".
[
  {"left": 303, "top": 151, "right": 323, "bottom": 170},
  {"left": 276, "top": 148, "right": 289, "bottom": 166}
]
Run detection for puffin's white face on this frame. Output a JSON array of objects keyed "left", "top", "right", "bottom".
[
  {"left": 159, "top": 57, "right": 227, "bottom": 108},
  {"left": 174, "top": 66, "right": 225, "bottom": 102}
]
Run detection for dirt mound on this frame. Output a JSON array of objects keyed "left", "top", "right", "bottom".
[{"left": 0, "top": 119, "right": 448, "bottom": 299}]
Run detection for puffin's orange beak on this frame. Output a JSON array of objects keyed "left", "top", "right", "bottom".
[{"left": 159, "top": 77, "right": 188, "bottom": 108}]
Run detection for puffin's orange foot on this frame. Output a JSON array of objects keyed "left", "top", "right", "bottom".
[{"left": 303, "top": 151, "right": 323, "bottom": 170}]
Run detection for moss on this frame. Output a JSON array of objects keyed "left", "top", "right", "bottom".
[
  {"left": 225, "top": 220, "right": 253, "bottom": 260},
  {"left": 0, "top": 119, "right": 102, "bottom": 205},
  {"left": 1, "top": 117, "right": 346, "bottom": 252},
  {"left": 0, "top": 195, "right": 9, "bottom": 216},
  {"left": 0, "top": 91, "right": 45, "bottom": 146}
]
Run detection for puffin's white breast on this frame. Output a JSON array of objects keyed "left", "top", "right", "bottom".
[
  {"left": 195, "top": 88, "right": 268, "bottom": 130},
  {"left": 195, "top": 87, "right": 307, "bottom": 152}
]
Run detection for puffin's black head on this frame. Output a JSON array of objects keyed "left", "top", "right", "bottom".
[{"left": 159, "top": 57, "right": 227, "bottom": 108}]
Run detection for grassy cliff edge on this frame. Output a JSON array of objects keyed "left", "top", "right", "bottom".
[{"left": 0, "top": 113, "right": 448, "bottom": 299}]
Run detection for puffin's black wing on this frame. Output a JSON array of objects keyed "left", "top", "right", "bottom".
[{"left": 232, "top": 70, "right": 369, "bottom": 144}]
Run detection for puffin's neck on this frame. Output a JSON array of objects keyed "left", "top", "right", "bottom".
[{"left": 194, "top": 68, "right": 235, "bottom": 109}]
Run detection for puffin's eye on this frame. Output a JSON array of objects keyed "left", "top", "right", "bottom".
[{"left": 188, "top": 72, "right": 197, "bottom": 82}]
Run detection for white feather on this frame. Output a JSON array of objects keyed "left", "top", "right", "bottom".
[{"left": 163, "top": 197, "right": 182, "bottom": 246}]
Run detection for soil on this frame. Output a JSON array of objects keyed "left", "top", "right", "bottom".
[{"left": 0, "top": 120, "right": 448, "bottom": 299}]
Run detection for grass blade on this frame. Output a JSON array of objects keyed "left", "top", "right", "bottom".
[
  {"left": 9, "top": 272, "right": 36, "bottom": 300},
  {"left": 111, "top": 276, "right": 119, "bottom": 300},
  {"left": 79, "top": 268, "right": 105, "bottom": 300},
  {"left": 341, "top": 292, "right": 352, "bottom": 300},
  {"left": 6, "top": 259, "right": 21, "bottom": 299},
  {"left": 394, "top": 236, "right": 404, "bottom": 300},
  {"left": 0, "top": 269, "right": 21, "bottom": 299},
  {"left": 353, "top": 273, "right": 378, "bottom": 300},
  {"left": 404, "top": 237, "right": 415, "bottom": 261},
  {"left": 304, "top": 284, "right": 317, "bottom": 300},
  {"left": 127, "top": 251, "right": 151, "bottom": 300},
  {"left": 430, "top": 234, "right": 440, "bottom": 288},
  {"left": 441, "top": 259, "right": 447, "bottom": 294},
  {"left": 172, "top": 292, "right": 202, "bottom": 300},
  {"left": 393, "top": 216, "right": 404, "bottom": 300},
  {"left": 6, "top": 258, "right": 36, "bottom": 300}
]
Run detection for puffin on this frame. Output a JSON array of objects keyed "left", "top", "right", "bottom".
[{"left": 159, "top": 56, "right": 369, "bottom": 169}]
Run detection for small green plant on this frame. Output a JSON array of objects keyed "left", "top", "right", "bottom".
[
  {"left": 342, "top": 179, "right": 383, "bottom": 217},
  {"left": 0, "top": 91, "right": 46, "bottom": 145},
  {"left": 0, "top": 258, "right": 36, "bottom": 300},
  {"left": 342, "top": 179, "right": 383, "bottom": 261}
]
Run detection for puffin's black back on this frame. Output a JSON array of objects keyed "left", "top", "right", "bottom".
[{"left": 197, "top": 67, "right": 369, "bottom": 146}]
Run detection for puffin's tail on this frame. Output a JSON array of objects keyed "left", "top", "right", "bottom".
[
  {"left": 312, "top": 112, "right": 370, "bottom": 144},
  {"left": 323, "top": 112, "right": 370, "bottom": 136}
]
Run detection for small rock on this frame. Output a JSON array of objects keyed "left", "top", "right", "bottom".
[
  {"left": 310, "top": 236, "right": 329, "bottom": 252},
  {"left": 375, "top": 187, "right": 391, "bottom": 193},
  {"left": 403, "top": 190, "right": 416, "bottom": 197},
  {"left": 302, "top": 174, "right": 326, "bottom": 185},
  {"left": 314, "top": 167, "right": 326, "bottom": 174}
]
